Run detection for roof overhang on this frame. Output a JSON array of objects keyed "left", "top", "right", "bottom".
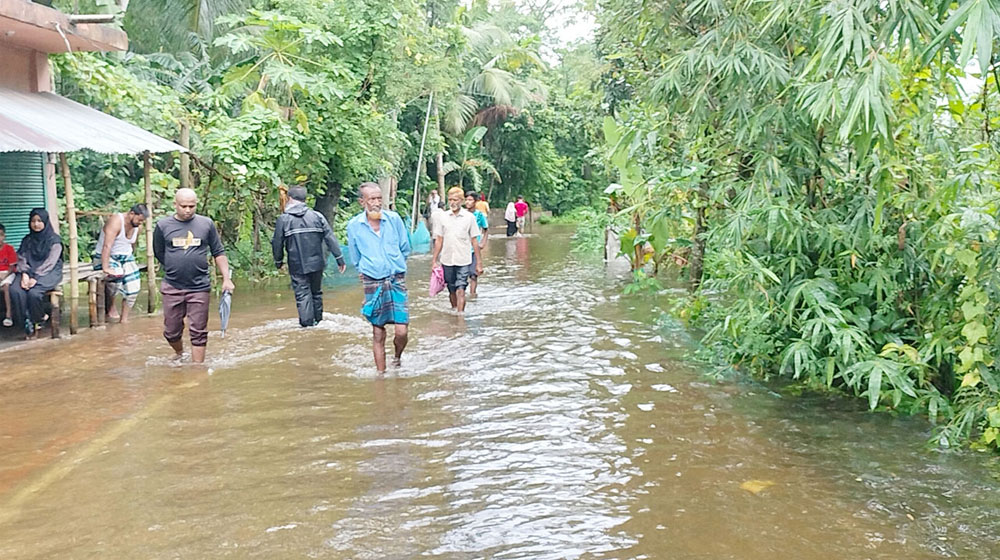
[
  {"left": 0, "top": 0, "right": 128, "bottom": 53},
  {"left": 0, "top": 88, "right": 186, "bottom": 154}
]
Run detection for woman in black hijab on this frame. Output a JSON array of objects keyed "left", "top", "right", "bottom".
[{"left": 9, "top": 208, "right": 63, "bottom": 338}]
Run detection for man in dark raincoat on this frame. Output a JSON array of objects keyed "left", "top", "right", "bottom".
[{"left": 272, "top": 186, "right": 346, "bottom": 327}]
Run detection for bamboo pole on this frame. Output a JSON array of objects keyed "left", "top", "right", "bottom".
[
  {"left": 59, "top": 153, "right": 79, "bottom": 334},
  {"left": 179, "top": 122, "right": 191, "bottom": 189},
  {"left": 44, "top": 154, "right": 59, "bottom": 233},
  {"left": 411, "top": 92, "right": 433, "bottom": 232},
  {"left": 88, "top": 277, "right": 98, "bottom": 328},
  {"left": 144, "top": 151, "right": 156, "bottom": 313},
  {"left": 436, "top": 151, "right": 445, "bottom": 192}
]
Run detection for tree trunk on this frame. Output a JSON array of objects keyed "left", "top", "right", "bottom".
[
  {"left": 436, "top": 151, "right": 445, "bottom": 191},
  {"left": 378, "top": 176, "right": 396, "bottom": 210},
  {"left": 689, "top": 195, "right": 707, "bottom": 291},
  {"left": 315, "top": 180, "right": 343, "bottom": 226},
  {"left": 632, "top": 212, "right": 643, "bottom": 271},
  {"left": 252, "top": 207, "right": 261, "bottom": 253}
]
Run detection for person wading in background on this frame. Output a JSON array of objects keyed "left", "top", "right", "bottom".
[
  {"left": 504, "top": 200, "right": 517, "bottom": 237},
  {"left": 475, "top": 192, "right": 490, "bottom": 215},
  {"left": 347, "top": 182, "right": 411, "bottom": 373},
  {"left": 423, "top": 188, "right": 443, "bottom": 220},
  {"left": 95, "top": 204, "right": 148, "bottom": 323},
  {"left": 272, "top": 186, "right": 346, "bottom": 327},
  {"left": 465, "top": 191, "right": 489, "bottom": 298},
  {"left": 514, "top": 195, "right": 529, "bottom": 235},
  {"left": 431, "top": 187, "right": 484, "bottom": 313},
  {"left": 153, "top": 188, "right": 235, "bottom": 364}
]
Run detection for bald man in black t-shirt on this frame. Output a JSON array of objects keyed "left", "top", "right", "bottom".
[{"left": 153, "top": 188, "right": 235, "bottom": 363}]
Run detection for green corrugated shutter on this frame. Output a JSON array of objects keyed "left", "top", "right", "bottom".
[{"left": 0, "top": 152, "right": 46, "bottom": 248}]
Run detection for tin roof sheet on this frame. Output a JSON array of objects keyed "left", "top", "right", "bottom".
[{"left": 0, "top": 88, "right": 185, "bottom": 154}]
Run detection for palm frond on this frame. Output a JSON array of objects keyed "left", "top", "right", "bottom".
[
  {"left": 469, "top": 67, "right": 514, "bottom": 106},
  {"left": 443, "top": 93, "right": 479, "bottom": 134},
  {"left": 440, "top": 161, "right": 462, "bottom": 175}
]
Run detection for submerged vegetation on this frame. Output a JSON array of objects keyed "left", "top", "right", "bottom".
[
  {"left": 50, "top": 0, "right": 1000, "bottom": 449},
  {"left": 595, "top": 0, "right": 1000, "bottom": 449}
]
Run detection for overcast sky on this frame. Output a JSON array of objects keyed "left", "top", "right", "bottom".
[{"left": 546, "top": 3, "right": 596, "bottom": 46}]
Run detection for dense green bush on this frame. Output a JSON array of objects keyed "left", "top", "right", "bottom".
[{"left": 597, "top": 0, "right": 1000, "bottom": 449}]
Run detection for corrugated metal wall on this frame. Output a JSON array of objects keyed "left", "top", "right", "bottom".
[{"left": 0, "top": 152, "right": 47, "bottom": 248}]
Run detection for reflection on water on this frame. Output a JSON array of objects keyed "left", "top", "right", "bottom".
[{"left": 1, "top": 226, "right": 999, "bottom": 559}]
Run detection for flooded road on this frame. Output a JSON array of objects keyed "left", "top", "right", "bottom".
[{"left": 2, "top": 226, "right": 999, "bottom": 559}]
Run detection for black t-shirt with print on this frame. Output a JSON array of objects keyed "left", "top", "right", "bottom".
[{"left": 153, "top": 214, "right": 225, "bottom": 292}]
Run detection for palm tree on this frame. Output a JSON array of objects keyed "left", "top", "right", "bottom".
[
  {"left": 440, "top": 21, "right": 546, "bottom": 134},
  {"left": 440, "top": 126, "right": 500, "bottom": 191},
  {"left": 123, "top": 0, "right": 250, "bottom": 53},
  {"left": 427, "top": 20, "right": 544, "bottom": 193}
]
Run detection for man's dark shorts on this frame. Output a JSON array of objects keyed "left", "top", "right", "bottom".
[
  {"left": 442, "top": 264, "right": 471, "bottom": 293},
  {"left": 161, "top": 281, "right": 211, "bottom": 347}
]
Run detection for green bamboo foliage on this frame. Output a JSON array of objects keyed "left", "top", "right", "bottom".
[{"left": 598, "top": 0, "right": 1000, "bottom": 448}]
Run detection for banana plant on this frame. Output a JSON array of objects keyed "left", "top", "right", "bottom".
[{"left": 441, "top": 126, "right": 501, "bottom": 190}]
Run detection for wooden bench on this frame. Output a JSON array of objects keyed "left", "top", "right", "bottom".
[{"left": 45, "top": 262, "right": 148, "bottom": 338}]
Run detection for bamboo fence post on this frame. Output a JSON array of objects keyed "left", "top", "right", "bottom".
[
  {"left": 96, "top": 278, "right": 106, "bottom": 325},
  {"left": 144, "top": 151, "right": 156, "bottom": 313},
  {"left": 45, "top": 154, "right": 59, "bottom": 233},
  {"left": 59, "top": 153, "right": 79, "bottom": 334},
  {"left": 88, "top": 277, "right": 97, "bottom": 327},
  {"left": 180, "top": 122, "right": 191, "bottom": 189}
]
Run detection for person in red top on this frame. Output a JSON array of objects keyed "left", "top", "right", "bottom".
[
  {"left": 0, "top": 223, "right": 18, "bottom": 327},
  {"left": 514, "top": 195, "right": 529, "bottom": 235}
]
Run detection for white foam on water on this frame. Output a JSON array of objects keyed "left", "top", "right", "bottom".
[
  {"left": 145, "top": 354, "right": 189, "bottom": 368},
  {"left": 265, "top": 523, "right": 298, "bottom": 533},
  {"left": 651, "top": 384, "right": 678, "bottom": 393},
  {"left": 242, "top": 313, "right": 368, "bottom": 338},
  {"left": 207, "top": 345, "right": 283, "bottom": 369}
]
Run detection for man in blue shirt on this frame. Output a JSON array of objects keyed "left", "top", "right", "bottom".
[
  {"left": 346, "top": 182, "right": 411, "bottom": 373},
  {"left": 464, "top": 191, "right": 489, "bottom": 297}
]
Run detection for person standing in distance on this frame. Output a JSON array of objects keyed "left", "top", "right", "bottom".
[
  {"left": 475, "top": 192, "right": 490, "bottom": 215},
  {"left": 514, "top": 195, "right": 529, "bottom": 235},
  {"left": 347, "top": 182, "right": 411, "bottom": 373},
  {"left": 153, "top": 188, "right": 235, "bottom": 363},
  {"left": 431, "top": 187, "right": 484, "bottom": 313},
  {"left": 272, "top": 186, "right": 346, "bottom": 327},
  {"left": 504, "top": 200, "right": 517, "bottom": 237}
]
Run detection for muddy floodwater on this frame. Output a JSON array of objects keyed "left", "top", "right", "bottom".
[{"left": 1, "top": 226, "right": 999, "bottom": 559}]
